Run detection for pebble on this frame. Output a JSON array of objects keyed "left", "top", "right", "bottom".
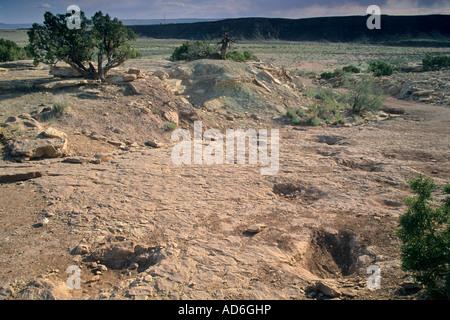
[{"left": 38, "top": 217, "right": 49, "bottom": 226}]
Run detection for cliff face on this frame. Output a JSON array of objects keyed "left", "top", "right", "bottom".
[{"left": 129, "top": 15, "right": 450, "bottom": 45}]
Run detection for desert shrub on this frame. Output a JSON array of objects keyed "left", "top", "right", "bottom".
[
  {"left": 320, "top": 66, "right": 359, "bottom": 80},
  {"left": 226, "top": 51, "right": 246, "bottom": 62},
  {"left": 396, "top": 176, "right": 450, "bottom": 299},
  {"left": 422, "top": 55, "right": 450, "bottom": 71},
  {"left": 342, "top": 65, "right": 361, "bottom": 73},
  {"left": 307, "top": 116, "right": 320, "bottom": 126},
  {"left": 165, "top": 121, "right": 177, "bottom": 131},
  {"left": 291, "top": 114, "right": 301, "bottom": 125},
  {"left": 320, "top": 69, "right": 343, "bottom": 80},
  {"left": 171, "top": 40, "right": 216, "bottom": 61},
  {"left": 286, "top": 109, "right": 294, "bottom": 118},
  {"left": 341, "top": 75, "right": 385, "bottom": 115},
  {"left": 226, "top": 50, "right": 258, "bottom": 62},
  {"left": 368, "top": 61, "right": 394, "bottom": 77},
  {"left": 52, "top": 102, "right": 68, "bottom": 116},
  {"left": 243, "top": 51, "right": 258, "bottom": 61},
  {"left": 0, "top": 38, "right": 28, "bottom": 62}
]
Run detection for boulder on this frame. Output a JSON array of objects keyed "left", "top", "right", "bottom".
[
  {"left": 123, "top": 74, "right": 137, "bottom": 82},
  {"left": 8, "top": 138, "right": 68, "bottom": 159},
  {"left": 314, "top": 280, "right": 341, "bottom": 298},
  {"left": 179, "top": 103, "right": 197, "bottom": 118},
  {"left": 169, "top": 65, "right": 192, "bottom": 80},
  {"left": 127, "top": 68, "right": 145, "bottom": 78},
  {"left": 152, "top": 70, "right": 169, "bottom": 80}
]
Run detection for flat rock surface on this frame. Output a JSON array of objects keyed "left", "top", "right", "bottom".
[{"left": 0, "top": 59, "right": 449, "bottom": 300}]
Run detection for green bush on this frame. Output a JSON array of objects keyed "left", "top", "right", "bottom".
[
  {"left": 320, "top": 69, "right": 343, "bottom": 80},
  {"left": 422, "top": 55, "right": 450, "bottom": 71},
  {"left": 171, "top": 40, "right": 216, "bottom": 61},
  {"left": 227, "top": 50, "right": 258, "bottom": 62},
  {"left": 307, "top": 116, "right": 320, "bottom": 126},
  {"left": 341, "top": 75, "right": 386, "bottom": 115},
  {"left": 396, "top": 176, "right": 450, "bottom": 299},
  {"left": 165, "top": 121, "right": 177, "bottom": 131},
  {"left": 342, "top": 65, "right": 361, "bottom": 73},
  {"left": 286, "top": 109, "right": 294, "bottom": 118},
  {"left": 0, "top": 38, "right": 28, "bottom": 62},
  {"left": 368, "top": 61, "right": 394, "bottom": 77},
  {"left": 320, "top": 66, "right": 359, "bottom": 80},
  {"left": 52, "top": 102, "right": 68, "bottom": 116}
]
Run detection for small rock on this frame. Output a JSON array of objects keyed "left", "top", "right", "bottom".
[
  {"left": 63, "top": 157, "right": 90, "bottom": 164},
  {"left": 145, "top": 140, "right": 164, "bottom": 148},
  {"left": 85, "top": 275, "right": 101, "bottom": 284},
  {"left": 245, "top": 224, "right": 267, "bottom": 234},
  {"left": 163, "top": 111, "right": 179, "bottom": 125},
  {"left": 92, "top": 154, "right": 112, "bottom": 164},
  {"left": 74, "top": 243, "right": 90, "bottom": 255},
  {"left": 127, "top": 262, "right": 139, "bottom": 270},
  {"left": 314, "top": 280, "right": 341, "bottom": 298},
  {"left": 43, "top": 127, "right": 67, "bottom": 139},
  {"left": 38, "top": 217, "right": 49, "bottom": 226},
  {"left": 97, "top": 264, "right": 108, "bottom": 272}
]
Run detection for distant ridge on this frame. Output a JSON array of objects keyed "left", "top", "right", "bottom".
[{"left": 128, "top": 15, "right": 450, "bottom": 45}]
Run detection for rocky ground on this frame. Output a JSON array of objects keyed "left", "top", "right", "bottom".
[{"left": 0, "top": 59, "right": 449, "bottom": 300}]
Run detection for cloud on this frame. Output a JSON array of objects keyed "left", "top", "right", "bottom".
[{"left": 26, "top": 3, "right": 54, "bottom": 9}]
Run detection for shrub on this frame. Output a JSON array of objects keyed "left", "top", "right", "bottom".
[
  {"left": 307, "top": 116, "right": 320, "bottom": 126},
  {"left": 291, "top": 114, "right": 301, "bottom": 125},
  {"left": 227, "top": 50, "right": 258, "bottom": 62},
  {"left": 342, "top": 65, "right": 361, "bottom": 73},
  {"left": 165, "top": 121, "right": 177, "bottom": 131},
  {"left": 341, "top": 75, "right": 386, "bottom": 115},
  {"left": 0, "top": 38, "right": 28, "bottom": 62},
  {"left": 422, "top": 55, "right": 450, "bottom": 71},
  {"left": 396, "top": 176, "right": 450, "bottom": 299},
  {"left": 368, "top": 61, "right": 394, "bottom": 77},
  {"left": 52, "top": 102, "right": 68, "bottom": 116},
  {"left": 286, "top": 109, "right": 294, "bottom": 118},
  {"left": 171, "top": 40, "right": 216, "bottom": 61},
  {"left": 227, "top": 51, "right": 246, "bottom": 62},
  {"left": 320, "top": 69, "right": 343, "bottom": 80}
]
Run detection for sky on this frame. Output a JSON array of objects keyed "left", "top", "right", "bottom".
[{"left": 0, "top": 0, "right": 449, "bottom": 24}]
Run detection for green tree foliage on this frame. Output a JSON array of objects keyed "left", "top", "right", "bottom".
[
  {"left": 0, "top": 38, "right": 29, "bottom": 62},
  {"left": 27, "top": 10, "right": 138, "bottom": 81},
  {"left": 397, "top": 176, "right": 450, "bottom": 299}
]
